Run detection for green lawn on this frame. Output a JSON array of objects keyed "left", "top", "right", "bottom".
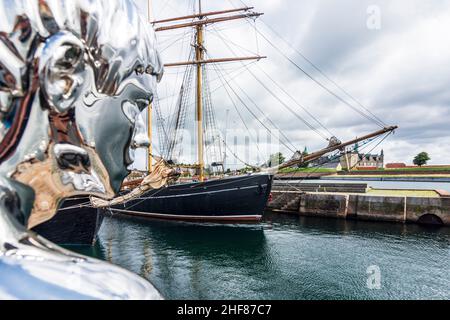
[
  {"left": 388, "top": 167, "right": 450, "bottom": 172},
  {"left": 279, "top": 167, "right": 337, "bottom": 174},
  {"left": 338, "top": 174, "right": 450, "bottom": 178},
  {"left": 367, "top": 188, "right": 439, "bottom": 197},
  {"left": 278, "top": 166, "right": 450, "bottom": 176},
  {"left": 359, "top": 167, "right": 450, "bottom": 172}
]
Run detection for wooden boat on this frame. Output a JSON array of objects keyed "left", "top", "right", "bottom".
[{"left": 110, "top": 174, "right": 273, "bottom": 222}]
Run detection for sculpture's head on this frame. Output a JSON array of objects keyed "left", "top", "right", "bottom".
[{"left": 0, "top": 0, "right": 163, "bottom": 228}]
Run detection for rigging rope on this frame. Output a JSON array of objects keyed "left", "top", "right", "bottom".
[
  {"left": 224, "top": 78, "right": 298, "bottom": 153},
  {"left": 259, "top": 19, "right": 387, "bottom": 127},
  {"left": 207, "top": 59, "right": 265, "bottom": 163},
  {"left": 206, "top": 52, "right": 297, "bottom": 154},
  {"left": 253, "top": 26, "right": 385, "bottom": 128},
  {"left": 207, "top": 28, "right": 334, "bottom": 139},
  {"left": 152, "top": 91, "right": 170, "bottom": 157},
  {"left": 254, "top": 64, "right": 336, "bottom": 138},
  {"left": 209, "top": 24, "right": 330, "bottom": 141},
  {"left": 226, "top": 0, "right": 386, "bottom": 127},
  {"left": 221, "top": 138, "right": 259, "bottom": 170},
  {"left": 202, "top": 64, "right": 224, "bottom": 169},
  {"left": 166, "top": 28, "right": 195, "bottom": 123},
  {"left": 166, "top": 61, "right": 195, "bottom": 160}
]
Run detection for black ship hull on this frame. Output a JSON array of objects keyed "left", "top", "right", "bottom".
[
  {"left": 110, "top": 174, "right": 273, "bottom": 222},
  {"left": 32, "top": 197, "right": 103, "bottom": 246},
  {"left": 32, "top": 174, "right": 272, "bottom": 244}
]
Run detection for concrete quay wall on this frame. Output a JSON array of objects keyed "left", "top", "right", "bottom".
[{"left": 268, "top": 191, "right": 450, "bottom": 226}]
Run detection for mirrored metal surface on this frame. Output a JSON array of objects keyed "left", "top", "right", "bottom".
[{"left": 0, "top": 0, "right": 164, "bottom": 299}]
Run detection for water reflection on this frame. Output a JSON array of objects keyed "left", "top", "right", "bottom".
[
  {"left": 265, "top": 211, "right": 450, "bottom": 245},
  {"left": 96, "top": 215, "right": 275, "bottom": 299},
  {"left": 74, "top": 212, "right": 450, "bottom": 300},
  {"left": 262, "top": 212, "right": 450, "bottom": 300}
]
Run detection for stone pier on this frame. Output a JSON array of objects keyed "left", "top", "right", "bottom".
[{"left": 268, "top": 188, "right": 450, "bottom": 226}]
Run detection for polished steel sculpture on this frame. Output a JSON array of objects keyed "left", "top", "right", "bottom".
[{"left": 0, "top": 0, "right": 165, "bottom": 299}]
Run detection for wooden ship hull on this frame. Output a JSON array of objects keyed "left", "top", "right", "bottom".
[{"left": 109, "top": 174, "right": 273, "bottom": 222}]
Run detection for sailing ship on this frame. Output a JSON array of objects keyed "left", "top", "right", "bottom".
[
  {"left": 111, "top": 3, "right": 273, "bottom": 222},
  {"left": 108, "top": 1, "right": 396, "bottom": 222},
  {"left": 33, "top": 1, "right": 397, "bottom": 243}
]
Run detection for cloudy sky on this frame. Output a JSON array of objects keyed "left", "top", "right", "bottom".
[{"left": 132, "top": 0, "right": 450, "bottom": 169}]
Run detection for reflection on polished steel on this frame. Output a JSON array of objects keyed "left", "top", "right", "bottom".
[
  {"left": 0, "top": 0, "right": 164, "bottom": 299},
  {"left": 91, "top": 158, "right": 179, "bottom": 208}
]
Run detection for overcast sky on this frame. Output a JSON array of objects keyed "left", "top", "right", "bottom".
[{"left": 132, "top": 0, "right": 450, "bottom": 169}]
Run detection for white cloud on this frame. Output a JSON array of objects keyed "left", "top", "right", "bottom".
[{"left": 132, "top": 0, "right": 450, "bottom": 169}]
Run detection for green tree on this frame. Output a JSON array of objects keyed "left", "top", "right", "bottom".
[
  {"left": 413, "top": 152, "right": 430, "bottom": 167},
  {"left": 298, "top": 147, "right": 309, "bottom": 168},
  {"left": 267, "top": 152, "right": 285, "bottom": 167}
]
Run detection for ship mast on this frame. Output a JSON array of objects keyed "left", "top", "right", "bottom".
[
  {"left": 147, "top": 0, "right": 153, "bottom": 173},
  {"left": 152, "top": 1, "right": 264, "bottom": 181},
  {"left": 147, "top": 102, "right": 153, "bottom": 173},
  {"left": 196, "top": 0, "right": 205, "bottom": 181},
  {"left": 139, "top": 1, "right": 398, "bottom": 183}
]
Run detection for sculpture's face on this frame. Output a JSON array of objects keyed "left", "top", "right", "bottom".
[{"left": 0, "top": 0, "right": 163, "bottom": 227}]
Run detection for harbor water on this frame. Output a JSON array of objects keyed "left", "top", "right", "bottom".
[{"left": 73, "top": 212, "right": 450, "bottom": 300}]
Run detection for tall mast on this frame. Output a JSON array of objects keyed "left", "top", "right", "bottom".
[
  {"left": 153, "top": 3, "right": 264, "bottom": 179},
  {"left": 147, "top": 102, "right": 153, "bottom": 173},
  {"left": 147, "top": 0, "right": 153, "bottom": 173},
  {"left": 196, "top": 0, "right": 205, "bottom": 181},
  {"left": 149, "top": 6, "right": 395, "bottom": 177}
]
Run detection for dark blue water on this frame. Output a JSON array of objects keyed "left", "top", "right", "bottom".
[{"left": 75, "top": 213, "right": 450, "bottom": 300}]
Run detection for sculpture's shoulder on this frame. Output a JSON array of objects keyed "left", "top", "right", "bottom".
[
  {"left": 0, "top": 230, "right": 162, "bottom": 299},
  {"left": 0, "top": 218, "right": 161, "bottom": 300},
  {"left": 0, "top": 184, "right": 161, "bottom": 300}
]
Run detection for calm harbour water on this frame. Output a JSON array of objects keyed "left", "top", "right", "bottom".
[{"left": 73, "top": 212, "right": 450, "bottom": 300}]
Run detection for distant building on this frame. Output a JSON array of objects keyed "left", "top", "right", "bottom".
[
  {"left": 358, "top": 150, "right": 384, "bottom": 168},
  {"left": 340, "top": 149, "right": 384, "bottom": 171}
]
